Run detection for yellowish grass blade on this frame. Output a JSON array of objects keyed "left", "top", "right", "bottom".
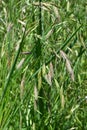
[
  {"left": 60, "top": 86, "right": 65, "bottom": 109},
  {"left": 45, "top": 62, "right": 54, "bottom": 86}
]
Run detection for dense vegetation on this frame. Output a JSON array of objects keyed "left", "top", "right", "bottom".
[{"left": 0, "top": 0, "right": 87, "bottom": 129}]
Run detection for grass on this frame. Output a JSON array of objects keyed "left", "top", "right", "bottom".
[{"left": 0, "top": 0, "right": 87, "bottom": 130}]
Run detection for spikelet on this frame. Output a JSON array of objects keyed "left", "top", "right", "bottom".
[
  {"left": 45, "top": 62, "right": 54, "bottom": 86},
  {"left": 60, "top": 50, "right": 74, "bottom": 81},
  {"left": 16, "top": 58, "right": 25, "bottom": 69},
  {"left": 53, "top": 6, "right": 60, "bottom": 23},
  {"left": 66, "top": 59, "right": 74, "bottom": 81}
]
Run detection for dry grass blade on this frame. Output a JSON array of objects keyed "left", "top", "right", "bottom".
[
  {"left": 60, "top": 50, "right": 67, "bottom": 60},
  {"left": 33, "top": 2, "right": 51, "bottom": 12},
  {"left": 60, "top": 86, "right": 65, "bottom": 109},
  {"left": 18, "top": 20, "right": 26, "bottom": 26},
  {"left": 46, "top": 27, "right": 54, "bottom": 39},
  {"left": 66, "top": 59, "right": 74, "bottom": 81},
  {"left": 42, "top": 64, "right": 46, "bottom": 76},
  {"left": 49, "top": 62, "right": 54, "bottom": 78},
  {"left": 20, "top": 74, "right": 25, "bottom": 100},
  {"left": 21, "top": 51, "right": 32, "bottom": 55},
  {"left": 34, "top": 85, "right": 38, "bottom": 110},
  {"left": 7, "top": 23, "right": 13, "bottom": 32},
  {"left": 60, "top": 50, "right": 74, "bottom": 81},
  {"left": 53, "top": 6, "right": 60, "bottom": 23},
  {"left": 16, "top": 58, "right": 25, "bottom": 69},
  {"left": 53, "top": 49, "right": 60, "bottom": 59},
  {"left": 33, "top": 2, "right": 51, "bottom": 8},
  {"left": 45, "top": 62, "right": 54, "bottom": 86}
]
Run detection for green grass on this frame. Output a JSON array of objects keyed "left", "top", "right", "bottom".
[{"left": 0, "top": 0, "right": 87, "bottom": 130}]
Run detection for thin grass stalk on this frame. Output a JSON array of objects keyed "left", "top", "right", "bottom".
[
  {"left": 30, "top": 2, "right": 39, "bottom": 124},
  {"left": 37, "top": 0, "right": 44, "bottom": 117},
  {"left": 34, "top": 0, "right": 43, "bottom": 121},
  {"left": 19, "top": 72, "right": 25, "bottom": 130}
]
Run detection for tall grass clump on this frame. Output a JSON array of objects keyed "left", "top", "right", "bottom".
[{"left": 0, "top": 0, "right": 87, "bottom": 129}]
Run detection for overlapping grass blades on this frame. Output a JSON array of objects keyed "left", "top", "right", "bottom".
[
  {"left": 1, "top": 24, "right": 27, "bottom": 102},
  {"left": 27, "top": 25, "right": 82, "bottom": 82}
]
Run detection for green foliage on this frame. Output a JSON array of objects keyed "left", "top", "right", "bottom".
[{"left": 0, "top": 0, "right": 87, "bottom": 129}]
